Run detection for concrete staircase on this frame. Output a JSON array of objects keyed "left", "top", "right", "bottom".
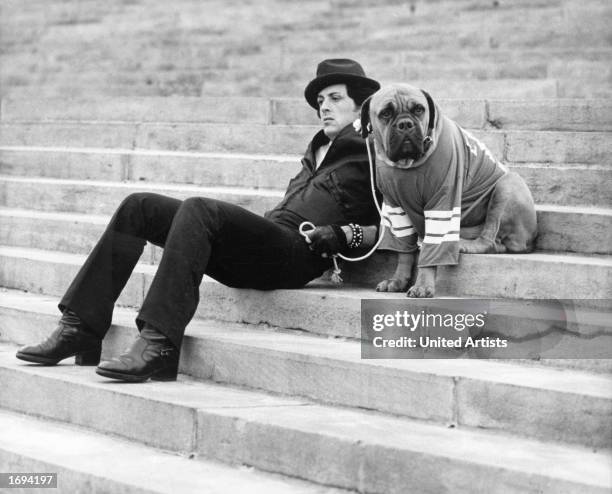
[
  {"left": 0, "top": 93, "right": 611, "bottom": 492},
  {"left": 2, "top": 0, "right": 612, "bottom": 491},
  {"left": 2, "top": 0, "right": 611, "bottom": 98}
]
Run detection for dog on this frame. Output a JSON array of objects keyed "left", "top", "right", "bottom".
[{"left": 360, "top": 83, "right": 537, "bottom": 298}]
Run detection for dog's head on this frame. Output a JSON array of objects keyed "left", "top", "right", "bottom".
[{"left": 360, "top": 83, "right": 437, "bottom": 168}]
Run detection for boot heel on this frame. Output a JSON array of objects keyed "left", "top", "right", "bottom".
[
  {"left": 151, "top": 363, "right": 178, "bottom": 381},
  {"left": 75, "top": 347, "right": 101, "bottom": 366}
]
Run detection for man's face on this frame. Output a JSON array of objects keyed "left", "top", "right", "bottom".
[{"left": 317, "top": 83, "right": 360, "bottom": 140}]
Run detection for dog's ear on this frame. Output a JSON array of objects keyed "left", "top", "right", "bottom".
[{"left": 359, "top": 96, "right": 373, "bottom": 139}]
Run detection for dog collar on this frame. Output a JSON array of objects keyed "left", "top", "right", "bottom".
[{"left": 421, "top": 89, "right": 435, "bottom": 150}]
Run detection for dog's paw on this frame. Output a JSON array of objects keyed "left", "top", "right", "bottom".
[
  {"left": 407, "top": 284, "right": 435, "bottom": 298},
  {"left": 376, "top": 278, "right": 410, "bottom": 292},
  {"left": 459, "top": 238, "right": 498, "bottom": 254}
]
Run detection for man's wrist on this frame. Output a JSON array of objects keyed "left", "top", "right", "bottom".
[{"left": 341, "top": 225, "right": 353, "bottom": 245}]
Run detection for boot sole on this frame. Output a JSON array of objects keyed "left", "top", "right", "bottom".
[
  {"left": 16, "top": 352, "right": 61, "bottom": 365},
  {"left": 95, "top": 367, "right": 177, "bottom": 383},
  {"left": 16, "top": 348, "right": 101, "bottom": 366}
]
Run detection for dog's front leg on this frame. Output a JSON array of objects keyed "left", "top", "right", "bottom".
[
  {"left": 407, "top": 266, "right": 436, "bottom": 298},
  {"left": 376, "top": 252, "right": 415, "bottom": 292}
]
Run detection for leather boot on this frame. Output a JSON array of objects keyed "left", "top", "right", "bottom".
[
  {"left": 16, "top": 310, "right": 101, "bottom": 366},
  {"left": 95, "top": 324, "right": 179, "bottom": 382}
]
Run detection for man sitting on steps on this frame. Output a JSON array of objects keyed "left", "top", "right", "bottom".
[{"left": 16, "top": 59, "right": 381, "bottom": 382}]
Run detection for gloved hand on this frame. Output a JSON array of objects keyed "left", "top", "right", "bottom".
[{"left": 305, "top": 225, "right": 348, "bottom": 257}]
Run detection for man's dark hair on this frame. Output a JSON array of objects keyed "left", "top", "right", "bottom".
[
  {"left": 316, "top": 82, "right": 377, "bottom": 118},
  {"left": 346, "top": 83, "right": 376, "bottom": 107}
]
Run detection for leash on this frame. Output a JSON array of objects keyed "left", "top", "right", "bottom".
[{"left": 299, "top": 137, "right": 385, "bottom": 284}]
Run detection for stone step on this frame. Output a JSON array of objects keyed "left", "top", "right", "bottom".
[
  {"left": 1, "top": 197, "right": 610, "bottom": 257},
  {"left": 0, "top": 246, "right": 609, "bottom": 326},
  {"left": 2, "top": 96, "right": 611, "bottom": 131},
  {"left": 0, "top": 176, "right": 283, "bottom": 216},
  {"left": 0, "top": 59, "right": 559, "bottom": 84},
  {"left": 0, "top": 409, "right": 338, "bottom": 494},
  {"left": 1, "top": 290, "right": 611, "bottom": 447},
  {"left": 2, "top": 122, "right": 610, "bottom": 164},
  {"left": 2, "top": 76, "right": 564, "bottom": 99},
  {"left": 0, "top": 52, "right": 565, "bottom": 81},
  {"left": 2, "top": 148, "right": 611, "bottom": 209},
  {"left": 0, "top": 162, "right": 610, "bottom": 218},
  {"left": 0, "top": 345, "right": 609, "bottom": 494},
  {"left": 6, "top": 78, "right": 609, "bottom": 100},
  {"left": 0, "top": 147, "right": 299, "bottom": 188},
  {"left": 5, "top": 1, "right": 605, "bottom": 58}
]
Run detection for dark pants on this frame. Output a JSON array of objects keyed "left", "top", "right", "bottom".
[{"left": 59, "top": 193, "right": 329, "bottom": 349}]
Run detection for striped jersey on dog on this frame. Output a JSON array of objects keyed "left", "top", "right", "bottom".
[{"left": 376, "top": 111, "right": 507, "bottom": 267}]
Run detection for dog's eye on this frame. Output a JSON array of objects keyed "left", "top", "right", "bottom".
[
  {"left": 379, "top": 108, "right": 393, "bottom": 120},
  {"left": 413, "top": 105, "right": 425, "bottom": 116}
]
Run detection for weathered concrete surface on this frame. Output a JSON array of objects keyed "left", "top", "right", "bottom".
[
  {"left": 1, "top": 246, "right": 610, "bottom": 329},
  {"left": 0, "top": 246, "right": 150, "bottom": 307},
  {"left": 0, "top": 148, "right": 127, "bottom": 181},
  {"left": 3, "top": 96, "right": 611, "bottom": 131},
  {"left": 0, "top": 97, "right": 271, "bottom": 124},
  {"left": 0, "top": 410, "right": 342, "bottom": 494},
  {"left": 0, "top": 346, "right": 609, "bottom": 494},
  {"left": 486, "top": 99, "right": 612, "bottom": 131},
  {"left": 2, "top": 121, "right": 610, "bottom": 164},
  {"left": 0, "top": 177, "right": 283, "bottom": 215},
  {"left": 511, "top": 164, "right": 612, "bottom": 206},
  {"left": 0, "top": 148, "right": 301, "bottom": 188},
  {"left": 505, "top": 131, "right": 612, "bottom": 164},
  {"left": 2, "top": 205, "right": 610, "bottom": 259},
  {"left": 2, "top": 289, "right": 611, "bottom": 449},
  {"left": 535, "top": 205, "right": 612, "bottom": 254}
]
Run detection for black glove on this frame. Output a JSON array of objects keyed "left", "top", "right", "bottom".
[{"left": 306, "top": 225, "right": 348, "bottom": 256}]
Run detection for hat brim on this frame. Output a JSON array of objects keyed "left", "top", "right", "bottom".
[{"left": 304, "top": 73, "right": 380, "bottom": 109}]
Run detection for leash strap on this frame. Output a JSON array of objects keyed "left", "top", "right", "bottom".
[
  {"left": 421, "top": 89, "right": 436, "bottom": 150},
  {"left": 299, "top": 221, "right": 343, "bottom": 284}
]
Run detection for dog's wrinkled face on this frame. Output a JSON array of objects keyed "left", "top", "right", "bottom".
[{"left": 368, "top": 84, "right": 430, "bottom": 165}]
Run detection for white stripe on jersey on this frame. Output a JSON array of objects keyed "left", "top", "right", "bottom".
[
  {"left": 423, "top": 232, "right": 460, "bottom": 244},
  {"left": 424, "top": 207, "right": 461, "bottom": 219},
  {"left": 425, "top": 215, "right": 460, "bottom": 235},
  {"left": 382, "top": 202, "right": 416, "bottom": 237}
]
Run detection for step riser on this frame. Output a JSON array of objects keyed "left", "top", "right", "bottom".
[
  {"left": 183, "top": 338, "right": 612, "bottom": 448},
  {"left": 1, "top": 367, "right": 197, "bottom": 452},
  {"left": 0, "top": 181, "right": 282, "bottom": 216},
  {"left": 0, "top": 215, "right": 158, "bottom": 263},
  {"left": 1, "top": 97, "right": 272, "bottom": 125},
  {"left": 2, "top": 206, "right": 610, "bottom": 257},
  {"left": 7, "top": 307, "right": 610, "bottom": 448},
  {"left": 3, "top": 151, "right": 611, "bottom": 208},
  {"left": 0, "top": 365, "right": 606, "bottom": 494},
  {"left": 6, "top": 97, "right": 610, "bottom": 131},
  {"left": 272, "top": 98, "right": 612, "bottom": 131},
  {"left": 0, "top": 451, "right": 152, "bottom": 494},
  {"left": 0, "top": 254, "right": 147, "bottom": 308},
  {"left": 344, "top": 252, "right": 611, "bottom": 307},
  {"left": 4, "top": 77, "right": 562, "bottom": 100},
  {"left": 1, "top": 167, "right": 610, "bottom": 222},
  {"left": 6, "top": 305, "right": 610, "bottom": 448},
  {"left": 2, "top": 123, "right": 610, "bottom": 164},
  {"left": 0, "top": 149, "right": 299, "bottom": 189},
  {"left": 1, "top": 252, "right": 610, "bottom": 337},
  {"left": 511, "top": 165, "right": 612, "bottom": 206}
]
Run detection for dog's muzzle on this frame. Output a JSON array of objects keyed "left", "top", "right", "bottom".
[{"left": 386, "top": 116, "right": 425, "bottom": 162}]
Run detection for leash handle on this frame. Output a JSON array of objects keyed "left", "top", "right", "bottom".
[
  {"left": 299, "top": 221, "right": 343, "bottom": 284},
  {"left": 299, "top": 221, "right": 315, "bottom": 243}
]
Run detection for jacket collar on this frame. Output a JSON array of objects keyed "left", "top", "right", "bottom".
[{"left": 302, "top": 123, "right": 363, "bottom": 172}]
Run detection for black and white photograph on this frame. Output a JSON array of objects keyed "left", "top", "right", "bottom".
[{"left": 0, "top": 0, "right": 610, "bottom": 492}]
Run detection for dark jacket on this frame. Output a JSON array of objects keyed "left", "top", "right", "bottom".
[{"left": 265, "top": 124, "right": 380, "bottom": 230}]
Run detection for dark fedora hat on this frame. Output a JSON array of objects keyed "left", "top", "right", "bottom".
[{"left": 304, "top": 58, "right": 380, "bottom": 109}]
